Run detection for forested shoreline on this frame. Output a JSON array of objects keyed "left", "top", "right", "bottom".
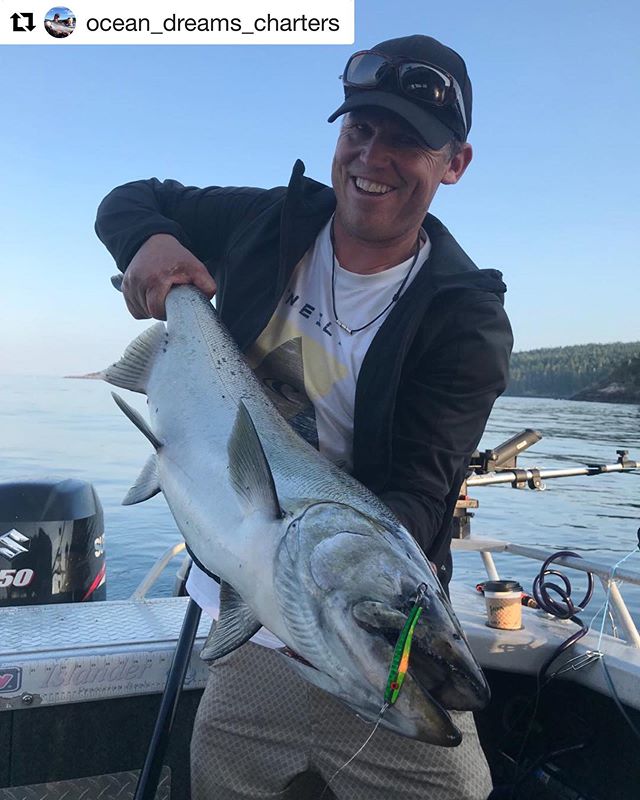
[{"left": 505, "top": 342, "right": 640, "bottom": 403}]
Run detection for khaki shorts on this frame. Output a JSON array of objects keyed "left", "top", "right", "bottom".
[{"left": 190, "top": 642, "right": 492, "bottom": 800}]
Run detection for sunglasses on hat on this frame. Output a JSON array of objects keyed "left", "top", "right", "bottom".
[{"left": 341, "top": 50, "right": 468, "bottom": 139}]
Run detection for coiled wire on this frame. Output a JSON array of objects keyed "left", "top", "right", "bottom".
[{"left": 532, "top": 550, "right": 594, "bottom": 680}]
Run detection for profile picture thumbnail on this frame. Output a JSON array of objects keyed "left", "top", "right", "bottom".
[{"left": 44, "top": 7, "right": 76, "bottom": 38}]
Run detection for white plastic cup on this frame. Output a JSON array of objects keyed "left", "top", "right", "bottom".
[{"left": 483, "top": 580, "right": 523, "bottom": 630}]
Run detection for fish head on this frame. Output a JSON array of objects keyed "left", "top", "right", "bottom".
[{"left": 279, "top": 501, "right": 489, "bottom": 744}]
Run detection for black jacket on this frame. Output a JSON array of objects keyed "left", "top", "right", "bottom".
[{"left": 95, "top": 160, "right": 513, "bottom": 586}]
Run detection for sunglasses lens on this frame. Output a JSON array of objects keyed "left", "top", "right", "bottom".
[
  {"left": 344, "top": 53, "right": 389, "bottom": 87},
  {"left": 398, "top": 64, "right": 449, "bottom": 105}
]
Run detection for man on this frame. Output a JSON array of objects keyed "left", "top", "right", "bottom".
[{"left": 96, "top": 34, "right": 512, "bottom": 800}]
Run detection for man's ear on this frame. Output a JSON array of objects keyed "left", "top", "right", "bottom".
[{"left": 441, "top": 142, "right": 473, "bottom": 186}]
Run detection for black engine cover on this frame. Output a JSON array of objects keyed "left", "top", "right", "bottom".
[{"left": 0, "top": 479, "right": 106, "bottom": 606}]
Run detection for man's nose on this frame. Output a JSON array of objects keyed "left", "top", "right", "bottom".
[{"left": 358, "top": 133, "right": 391, "bottom": 167}]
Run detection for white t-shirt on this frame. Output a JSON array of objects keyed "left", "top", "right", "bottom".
[{"left": 186, "top": 219, "right": 431, "bottom": 645}]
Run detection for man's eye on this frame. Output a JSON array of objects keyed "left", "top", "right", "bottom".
[{"left": 394, "top": 135, "right": 421, "bottom": 148}]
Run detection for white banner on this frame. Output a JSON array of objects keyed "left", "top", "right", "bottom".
[{"left": 0, "top": 0, "right": 354, "bottom": 44}]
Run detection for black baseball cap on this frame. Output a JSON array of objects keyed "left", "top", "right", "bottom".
[{"left": 328, "top": 35, "right": 472, "bottom": 149}]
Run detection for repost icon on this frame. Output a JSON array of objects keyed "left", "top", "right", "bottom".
[{"left": 10, "top": 11, "right": 35, "bottom": 31}]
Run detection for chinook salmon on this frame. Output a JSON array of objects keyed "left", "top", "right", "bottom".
[{"left": 91, "top": 284, "right": 489, "bottom": 745}]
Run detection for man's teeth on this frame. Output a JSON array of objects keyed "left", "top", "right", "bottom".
[{"left": 354, "top": 177, "right": 393, "bottom": 194}]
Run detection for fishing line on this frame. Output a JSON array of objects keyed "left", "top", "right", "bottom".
[
  {"left": 318, "top": 708, "right": 386, "bottom": 800},
  {"left": 504, "top": 539, "right": 640, "bottom": 795},
  {"left": 318, "top": 583, "right": 427, "bottom": 799},
  {"left": 599, "top": 657, "right": 640, "bottom": 743},
  {"left": 590, "top": 546, "right": 639, "bottom": 650},
  {"left": 505, "top": 551, "right": 595, "bottom": 796},
  {"left": 587, "top": 541, "right": 640, "bottom": 743}
]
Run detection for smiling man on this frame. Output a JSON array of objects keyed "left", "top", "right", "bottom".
[
  {"left": 330, "top": 107, "right": 470, "bottom": 269},
  {"left": 96, "top": 34, "right": 512, "bottom": 800}
]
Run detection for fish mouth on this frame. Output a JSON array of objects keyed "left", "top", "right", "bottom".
[
  {"left": 352, "top": 593, "right": 490, "bottom": 713},
  {"left": 404, "top": 632, "right": 489, "bottom": 711},
  {"left": 278, "top": 646, "right": 462, "bottom": 747},
  {"left": 353, "top": 679, "right": 463, "bottom": 746}
]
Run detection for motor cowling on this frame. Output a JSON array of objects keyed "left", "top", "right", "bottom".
[{"left": 0, "top": 479, "right": 106, "bottom": 606}]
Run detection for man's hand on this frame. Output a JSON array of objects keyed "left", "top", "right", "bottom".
[{"left": 121, "top": 233, "right": 217, "bottom": 320}]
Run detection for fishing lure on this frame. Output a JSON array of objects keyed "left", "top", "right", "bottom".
[
  {"left": 320, "top": 583, "right": 430, "bottom": 798},
  {"left": 383, "top": 583, "right": 427, "bottom": 707}
]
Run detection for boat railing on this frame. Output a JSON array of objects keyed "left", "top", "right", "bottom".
[
  {"left": 130, "top": 536, "right": 640, "bottom": 649},
  {"left": 131, "top": 541, "right": 186, "bottom": 600},
  {"left": 452, "top": 537, "right": 640, "bottom": 648}
]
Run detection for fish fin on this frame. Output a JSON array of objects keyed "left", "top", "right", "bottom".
[
  {"left": 227, "top": 401, "right": 282, "bottom": 518},
  {"left": 102, "top": 322, "right": 166, "bottom": 393},
  {"left": 111, "top": 392, "right": 163, "bottom": 450},
  {"left": 200, "top": 582, "right": 262, "bottom": 662},
  {"left": 122, "top": 454, "right": 161, "bottom": 505}
]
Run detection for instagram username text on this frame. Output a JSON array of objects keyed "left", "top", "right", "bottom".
[{"left": 84, "top": 14, "right": 341, "bottom": 34}]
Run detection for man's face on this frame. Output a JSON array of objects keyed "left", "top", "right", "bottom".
[{"left": 331, "top": 109, "right": 462, "bottom": 245}]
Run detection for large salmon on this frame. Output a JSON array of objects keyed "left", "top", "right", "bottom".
[{"left": 91, "top": 285, "right": 488, "bottom": 745}]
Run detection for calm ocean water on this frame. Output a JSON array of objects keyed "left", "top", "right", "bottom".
[{"left": 1, "top": 376, "right": 639, "bottom": 625}]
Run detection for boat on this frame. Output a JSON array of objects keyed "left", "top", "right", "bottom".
[{"left": 1, "top": 435, "right": 639, "bottom": 799}]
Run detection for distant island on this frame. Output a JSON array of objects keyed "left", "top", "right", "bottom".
[{"left": 505, "top": 342, "right": 640, "bottom": 404}]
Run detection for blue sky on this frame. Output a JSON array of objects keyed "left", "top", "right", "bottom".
[{"left": 1, "top": 0, "right": 639, "bottom": 375}]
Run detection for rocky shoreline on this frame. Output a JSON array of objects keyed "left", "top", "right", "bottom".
[{"left": 571, "top": 382, "right": 640, "bottom": 404}]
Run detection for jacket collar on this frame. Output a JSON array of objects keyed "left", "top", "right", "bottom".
[{"left": 275, "top": 160, "right": 335, "bottom": 300}]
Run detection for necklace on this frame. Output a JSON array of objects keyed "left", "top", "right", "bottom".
[{"left": 330, "top": 220, "right": 422, "bottom": 335}]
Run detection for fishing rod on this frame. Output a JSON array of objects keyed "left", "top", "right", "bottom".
[
  {"left": 134, "top": 597, "right": 202, "bottom": 800},
  {"left": 453, "top": 429, "right": 639, "bottom": 539}
]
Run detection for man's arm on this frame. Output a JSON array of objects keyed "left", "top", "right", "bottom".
[
  {"left": 380, "top": 295, "right": 513, "bottom": 568},
  {"left": 95, "top": 178, "right": 273, "bottom": 319}
]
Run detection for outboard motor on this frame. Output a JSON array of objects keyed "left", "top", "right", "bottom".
[{"left": 0, "top": 478, "right": 106, "bottom": 606}]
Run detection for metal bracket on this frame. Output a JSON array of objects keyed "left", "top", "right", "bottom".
[
  {"left": 617, "top": 449, "right": 630, "bottom": 465},
  {"left": 511, "top": 469, "right": 529, "bottom": 489},
  {"left": 554, "top": 650, "right": 603, "bottom": 675},
  {"left": 527, "top": 468, "right": 545, "bottom": 491}
]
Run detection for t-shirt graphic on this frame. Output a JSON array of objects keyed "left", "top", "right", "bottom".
[
  {"left": 250, "top": 335, "right": 318, "bottom": 449},
  {"left": 245, "top": 218, "right": 429, "bottom": 472},
  {"left": 246, "top": 315, "right": 350, "bottom": 456}
]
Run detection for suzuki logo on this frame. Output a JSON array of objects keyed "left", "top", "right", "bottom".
[{"left": 0, "top": 529, "right": 29, "bottom": 560}]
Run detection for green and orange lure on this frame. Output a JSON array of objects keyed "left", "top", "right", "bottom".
[{"left": 383, "top": 583, "right": 427, "bottom": 708}]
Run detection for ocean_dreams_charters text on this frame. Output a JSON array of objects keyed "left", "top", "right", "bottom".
[{"left": 85, "top": 14, "right": 341, "bottom": 33}]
